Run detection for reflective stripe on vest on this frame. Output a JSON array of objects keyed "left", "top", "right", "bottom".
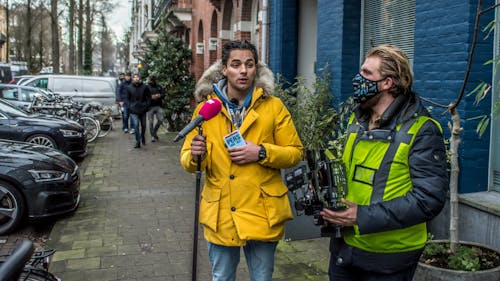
[{"left": 342, "top": 115, "right": 439, "bottom": 253}]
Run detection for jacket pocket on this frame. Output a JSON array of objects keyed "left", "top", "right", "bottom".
[
  {"left": 199, "top": 187, "right": 221, "bottom": 232},
  {"left": 260, "top": 182, "right": 293, "bottom": 227}
]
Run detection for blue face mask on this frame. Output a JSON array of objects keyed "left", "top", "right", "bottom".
[{"left": 352, "top": 73, "right": 385, "bottom": 103}]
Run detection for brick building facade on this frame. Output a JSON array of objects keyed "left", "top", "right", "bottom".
[{"left": 191, "top": 0, "right": 265, "bottom": 80}]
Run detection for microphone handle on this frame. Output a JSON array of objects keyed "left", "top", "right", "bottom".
[{"left": 173, "top": 115, "right": 205, "bottom": 142}]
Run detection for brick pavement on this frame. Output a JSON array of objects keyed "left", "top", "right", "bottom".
[{"left": 46, "top": 128, "right": 330, "bottom": 281}]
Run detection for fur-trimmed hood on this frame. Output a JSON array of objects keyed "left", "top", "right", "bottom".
[{"left": 193, "top": 60, "right": 275, "bottom": 102}]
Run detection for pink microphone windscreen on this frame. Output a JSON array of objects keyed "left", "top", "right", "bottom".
[{"left": 199, "top": 98, "right": 222, "bottom": 120}]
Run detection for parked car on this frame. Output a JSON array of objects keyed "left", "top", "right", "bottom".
[
  {"left": 0, "top": 99, "right": 87, "bottom": 157},
  {"left": 14, "top": 75, "right": 35, "bottom": 85},
  {"left": 0, "top": 84, "right": 50, "bottom": 111},
  {"left": 20, "top": 75, "right": 120, "bottom": 116},
  {"left": 0, "top": 140, "right": 80, "bottom": 234},
  {"left": 0, "top": 63, "right": 14, "bottom": 84}
]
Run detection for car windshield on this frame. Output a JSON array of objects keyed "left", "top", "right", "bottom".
[{"left": 0, "top": 99, "right": 30, "bottom": 117}]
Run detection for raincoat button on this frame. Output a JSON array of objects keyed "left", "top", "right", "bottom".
[
  {"left": 231, "top": 207, "right": 236, "bottom": 212},
  {"left": 337, "top": 257, "right": 343, "bottom": 264},
  {"left": 229, "top": 175, "right": 235, "bottom": 180}
]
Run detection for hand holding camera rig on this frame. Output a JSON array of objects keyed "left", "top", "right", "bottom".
[{"left": 283, "top": 150, "right": 350, "bottom": 238}]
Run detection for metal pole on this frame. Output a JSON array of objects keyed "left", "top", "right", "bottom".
[{"left": 192, "top": 125, "right": 203, "bottom": 281}]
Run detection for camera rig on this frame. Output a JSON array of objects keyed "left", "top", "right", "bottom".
[{"left": 283, "top": 150, "right": 348, "bottom": 238}]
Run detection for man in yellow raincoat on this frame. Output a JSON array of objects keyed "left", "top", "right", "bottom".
[{"left": 180, "top": 40, "right": 303, "bottom": 281}]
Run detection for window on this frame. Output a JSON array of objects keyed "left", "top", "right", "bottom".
[
  {"left": 1, "top": 89, "right": 18, "bottom": 100},
  {"left": 361, "top": 0, "right": 415, "bottom": 65},
  {"left": 26, "top": 78, "right": 49, "bottom": 90},
  {"left": 19, "top": 88, "right": 40, "bottom": 102}
]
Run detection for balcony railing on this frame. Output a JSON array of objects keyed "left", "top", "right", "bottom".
[{"left": 153, "top": 0, "right": 173, "bottom": 28}]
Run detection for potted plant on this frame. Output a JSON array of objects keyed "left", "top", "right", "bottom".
[
  {"left": 273, "top": 66, "right": 341, "bottom": 154},
  {"left": 415, "top": 1, "right": 500, "bottom": 279}
]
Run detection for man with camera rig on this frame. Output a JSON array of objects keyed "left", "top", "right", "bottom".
[
  {"left": 320, "top": 44, "right": 448, "bottom": 280},
  {"left": 180, "top": 40, "right": 303, "bottom": 281}
]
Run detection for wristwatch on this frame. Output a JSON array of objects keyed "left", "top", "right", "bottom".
[{"left": 258, "top": 145, "right": 267, "bottom": 161}]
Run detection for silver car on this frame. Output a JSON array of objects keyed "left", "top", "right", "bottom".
[
  {"left": 20, "top": 75, "right": 120, "bottom": 117},
  {"left": 0, "top": 84, "right": 50, "bottom": 111}
]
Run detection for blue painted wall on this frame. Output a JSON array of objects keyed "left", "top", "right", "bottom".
[
  {"left": 413, "top": 0, "right": 494, "bottom": 193},
  {"left": 317, "top": 0, "right": 361, "bottom": 106},
  {"left": 269, "top": 0, "right": 298, "bottom": 82}
]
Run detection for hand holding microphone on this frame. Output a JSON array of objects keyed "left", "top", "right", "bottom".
[{"left": 173, "top": 98, "right": 222, "bottom": 142}]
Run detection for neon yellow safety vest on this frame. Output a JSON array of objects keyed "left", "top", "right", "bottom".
[{"left": 342, "top": 114, "right": 442, "bottom": 253}]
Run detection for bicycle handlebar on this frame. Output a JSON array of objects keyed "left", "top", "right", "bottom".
[{"left": 0, "top": 240, "right": 34, "bottom": 281}]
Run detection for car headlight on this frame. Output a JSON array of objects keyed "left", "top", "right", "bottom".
[
  {"left": 29, "top": 170, "right": 67, "bottom": 182},
  {"left": 59, "top": 129, "right": 83, "bottom": 137}
]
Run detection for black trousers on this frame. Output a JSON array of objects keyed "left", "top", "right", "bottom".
[{"left": 328, "top": 238, "right": 421, "bottom": 281}]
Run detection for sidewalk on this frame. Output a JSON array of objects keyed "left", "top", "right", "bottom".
[{"left": 46, "top": 128, "right": 330, "bottom": 280}]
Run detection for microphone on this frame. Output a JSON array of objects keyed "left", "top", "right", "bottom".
[{"left": 173, "top": 98, "right": 222, "bottom": 142}]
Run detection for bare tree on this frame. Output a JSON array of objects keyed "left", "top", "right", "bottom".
[
  {"left": 51, "top": 0, "right": 60, "bottom": 74},
  {"left": 83, "top": 0, "right": 92, "bottom": 74},
  {"left": 77, "top": 0, "right": 83, "bottom": 74},
  {"left": 421, "top": 0, "right": 500, "bottom": 253},
  {"left": 26, "top": 0, "right": 33, "bottom": 71},
  {"left": 68, "top": 0, "right": 75, "bottom": 74}
]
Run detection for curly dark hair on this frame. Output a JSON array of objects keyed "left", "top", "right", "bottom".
[{"left": 221, "top": 40, "right": 258, "bottom": 66}]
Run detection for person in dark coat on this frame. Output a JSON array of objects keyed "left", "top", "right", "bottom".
[
  {"left": 147, "top": 75, "right": 165, "bottom": 142},
  {"left": 320, "top": 45, "right": 448, "bottom": 281},
  {"left": 117, "top": 72, "right": 132, "bottom": 133},
  {"left": 126, "top": 73, "right": 151, "bottom": 148}
]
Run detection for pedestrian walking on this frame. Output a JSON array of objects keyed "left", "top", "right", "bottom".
[
  {"left": 320, "top": 44, "right": 449, "bottom": 281},
  {"left": 180, "top": 40, "right": 303, "bottom": 281},
  {"left": 126, "top": 73, "right": 151, "bottom": 148},
  {"left": 147, "top": 75, "right": 165, "bottom": 142},
  {"left": 117, "top": 72, "right": 132, "bottom": 133}
]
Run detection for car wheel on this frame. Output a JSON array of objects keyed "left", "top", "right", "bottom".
[
  {"left": 0, "top": 181, "right": 26, "bottom": 235},
  {"left": 26, "top": 134, "right": 57, "bottom": 149}
]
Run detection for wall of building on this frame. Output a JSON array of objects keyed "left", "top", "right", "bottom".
[
  {"left": 413, "top": 0, "right": 494, "bottom": 193},
  {"left": 268, "top": 0, "right": 298, "bottom": 82},
  {"left": 301, "top": 0, "right": 494, "bottom": 193},
  {"left": 0, "top": 5, "right": 7, "bottom": 62}
]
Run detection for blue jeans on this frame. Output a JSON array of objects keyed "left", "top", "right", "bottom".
[
  {"left": 121, "top": 105, "right": 130, "bottom": 131},
  {"left": 207, "top": 241, "right": 278, "bottom": 281},
  {"left": 130, "top": 113, "right": 146, "bottom": 144}
]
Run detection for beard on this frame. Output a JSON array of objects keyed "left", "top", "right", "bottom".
[{"left": 359, "top": 92, "right": 382, "bottom": 110}]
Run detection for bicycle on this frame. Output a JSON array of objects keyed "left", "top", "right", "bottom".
[
  {"left": 0, "top": 240, "right": 60, "bottom": 281},
  {"left": 30, "top": 94, "right": 100, "bottom": 143},
  {"left": 81, "top": 102, "right": 113, "bottom": 138}
]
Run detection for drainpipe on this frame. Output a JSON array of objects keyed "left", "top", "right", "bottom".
[{"left": 262, "top": 0, "right": 268, "bottom": 64}]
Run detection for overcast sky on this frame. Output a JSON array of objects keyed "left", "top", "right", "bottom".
[{"left": 109, "top": 0, "right": 132, "bottom": 39}]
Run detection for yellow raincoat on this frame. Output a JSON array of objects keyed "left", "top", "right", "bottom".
[{"left": 180, "top": 62, "right": 303, "bottom": 246}]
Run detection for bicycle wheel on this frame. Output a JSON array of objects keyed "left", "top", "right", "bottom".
[
  {"left": 97, "top": 116, "right": 113, "bottom": 138},
  {"left": 19, "top": 267, "right": 60, "bottom": 281},
  {"left": 79, "top": 116, "right": 99, "bottom": 143}
]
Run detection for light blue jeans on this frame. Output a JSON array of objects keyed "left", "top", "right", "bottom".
[{"left": 207, "top": 241, "right": 278, "bottom": 281}]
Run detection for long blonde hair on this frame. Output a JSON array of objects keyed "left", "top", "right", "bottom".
[{"left": 366, "top": 44, "right": 413, "bottom": 96}]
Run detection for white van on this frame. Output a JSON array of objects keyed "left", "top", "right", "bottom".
[{"left": 20, "top": 75, "right": 119, "bottom": 116}]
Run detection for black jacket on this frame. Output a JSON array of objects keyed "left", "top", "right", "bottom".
[
  {"left": 148, "top": 83, "right": 165, "bottom": 107},
  {"left": 126, "top": 81, "right": 151, "bottom": 115},
  {"left": 117, "top": 80, "right": 132, "bottom": 105},
  {"left": 352, "top": 93, "right": 448, "bottom": 235}
]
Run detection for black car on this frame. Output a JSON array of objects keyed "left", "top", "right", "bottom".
[
  {"left": 0, "top": 99, "right": 87, "bottom": 157},
  {"left": 0, "top": 140, "right": 80, "bottom": 234}
]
